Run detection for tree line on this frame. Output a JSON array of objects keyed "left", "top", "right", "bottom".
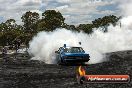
[{"left": 0, "top": 10, "right": 120, "bottom": 47}]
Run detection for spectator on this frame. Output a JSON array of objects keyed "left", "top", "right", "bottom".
[
  {"left": 2, "top": 46, "right": 7, "bottom": 61},
  {"left": 14, "top": 39, "right": 21, "bottom": 53}
]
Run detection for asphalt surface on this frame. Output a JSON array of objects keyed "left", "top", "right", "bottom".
[{"left": 0, "top": 50, "right": 132, "bottom": 88}]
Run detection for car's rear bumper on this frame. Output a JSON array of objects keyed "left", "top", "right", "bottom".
[{"left": 63, "top": 58, "right": 90, "bottom": 63}]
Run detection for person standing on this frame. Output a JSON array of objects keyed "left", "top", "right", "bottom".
[
  {"left": 14, "top": 39, "right": 21, "bottom": 53},
  {"left": 2, "top": 46, "right": 7, "bottom": 62}
]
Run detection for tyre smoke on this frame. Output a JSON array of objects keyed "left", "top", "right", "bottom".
[{"left": 28, "top": 17, "right": 132, "bottom": 64}]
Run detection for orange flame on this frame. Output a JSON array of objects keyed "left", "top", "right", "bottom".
[{"left": 78, "top": 66, "right": 86, "bottom": 76}]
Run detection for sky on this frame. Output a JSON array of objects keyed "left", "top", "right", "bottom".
[{"left": 0, "top": 0, "right": 123, "bottom": 25}]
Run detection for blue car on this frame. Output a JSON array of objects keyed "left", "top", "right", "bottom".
[{"left": 55, "top": 44, "right": 90, "bottom": 64}]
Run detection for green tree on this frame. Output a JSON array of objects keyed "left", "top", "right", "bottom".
[
  {"left": 0, "top": 19, "right": 23, "bottom": 46},
  {"left": 21, "top": 11, "right": 40, "bottom": 46},
  {"left": 21, "top": 11, "right": 40, "bottom": 34},
  {"left": 62, "top": 24, "right": 77, "bottom": 31},
  {"left": 76, "top": 24, "right": 93, "bottom": 34},
  {"left": 40, "top": 10, "right": 65, "bottom": 31},
  {"left": 92, "top": 15, "right": 120, "bottom": 32}
]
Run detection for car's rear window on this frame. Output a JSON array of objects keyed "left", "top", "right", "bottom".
[{"left": 64, "top": 47, "right": 84, "bottom": 53}]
